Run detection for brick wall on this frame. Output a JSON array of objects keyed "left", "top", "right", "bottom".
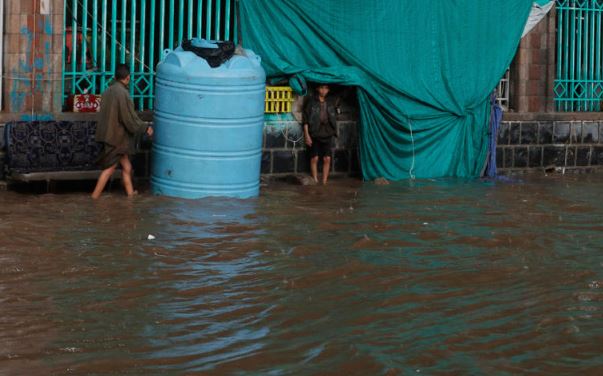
[
  {"left": 510, "top": 7, "right": 556, "bottom": 113},
  {"left": 3, "top": 0, "right": 63, "bottom": 114}
]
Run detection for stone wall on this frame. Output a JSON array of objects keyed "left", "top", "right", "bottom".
[
  {"left": 260, "top": 119, "right": 360, "bottom": 177},
  {"left": 0, "top": 122, "right": 4, "bottom": 180},
  {"left": 3, "top": 117, "right": 601, "bottom": 184},
  {"left": 497, "top": 120, "right": 603, "bottom": 174}
]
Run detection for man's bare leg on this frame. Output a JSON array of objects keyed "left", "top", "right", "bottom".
[
  {"left": 91, "top": 164, "right": 117, "bottom": 199},
  {"left": 119, "top": 155, "right": 136, "bottom": 197},
  {"left": 322, "top": 156, "right": 331, "bottom": 185},
  {"left": 310, "top": 156, "right": 319, "bottom": 183}
]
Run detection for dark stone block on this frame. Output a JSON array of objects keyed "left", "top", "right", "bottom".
[
  {"left": 514, "top": 147, "right": 528, "bottom": 168},
  {"left": 333, "top": 149, "right": 349, "bottom": 173},
  {"left": 272, "top": 150, "right": 295, "bottom": 173},
  {"left": 261, "top": 151, "right": 271, "bottom": 174},
  {"left": 265, "top": 129, "right": 286, "bottom": 148},
  {"left": 553, "top": 122, "right": 571, "bottom": 144},
  {"left": 592, "top": 146, "right": 603, "bottom": 165},
  {"left": 582, "top": 122, "right": 599, "bottom": 144},
  {"left": 496, "top": 147, "right": 503, "bottom": 168},
  {"left": 498, "top": 122, "right": 510, "bottom": 145},
  {"left": 543, "top": 146, "right": 567, "bottom": 167},
  {"left": 570, "top": 123, "right": 583, "bottom": 144},
  {"left": 137, "top": 133, "right": 153, "bottom": 150},
  {"left": 131, "top": 152, "right": 148, "bottom": 178},
  {"left": 336, "top": 121, "right": 358, "bottom": 149},
  {"left": 520, "top": 122, "right": 538, "bottom": 144},
  {"left": 351, "top": 149, "right": 361, "bottom": 173},
  {"left": 528, "top": 146, "right": 543, "bottom": 168},
  {"left": 566, "top": 147, "right": 576, "bottom": 167},
  {"left": 0, "top": 124, "right": 5, "bottom": 150},
  {"left": 576, "top": 147, "right": 591, "bottom": 166},
  {"left": 296, "top": 150, "right": 309, "bottom": 173},
  {"left": 285, "top": 125, "right": 305, "bottom": 149},
  {"left": 538, "top": 122, "right": 553, "bottom": 144},
  {"left": 0, "top": 152, "right": 5, "bottom": 180},
  {"left": 509, "top": 123, "right": 520, "bottom": 145},
  {"left": 504, "top": 147, "right": 513, "bottom": 168}
]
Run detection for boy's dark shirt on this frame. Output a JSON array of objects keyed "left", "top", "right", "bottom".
[{"left": 303, "top": 96, "right": 337, "bottom": 142}]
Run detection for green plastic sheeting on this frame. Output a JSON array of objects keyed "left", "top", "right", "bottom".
[{"left": 239, "top": 0, "right": 533, "bottom": 180}]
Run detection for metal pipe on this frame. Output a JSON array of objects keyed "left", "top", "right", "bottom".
[
  {"left": 224, "top": 0, "right": 231, "bottom": 40},
  {"left": 121, "top": 0, "right": 127, "bottom": 63},
  {"left": 148, "top": 0, "right": 156, "bottom": 109},
  {"left": 0, "top": 0, "right": 4, "bottom": 111},
  {"left": 236, "top": 0, "right": 241, "bottom": 45},
  {"left": 169, "top": 0, "right": 174, "bottom": 49},
  {"left": 130, "top": 0, "right": 137, "bottom": 96},
  {"left": 72, "top": 0, "right": 78, "bottom": 94},
  {"left": 100, "top": 0, "right": 107, "bottom": 91},
  {"left": 197, "top": 0, "right": 203, "bottom": 38},
  {"left": 178, "top": 0, "right": 184, "bottom": 44},
  {"left": 215, "top": 0, "right": 221, "bottom": 40},
  {"left": 187, "top": 0, "right": 193, "bottom": 40},
  {"left": 206, "top": 0, "right": 213, "bottom": 39}
]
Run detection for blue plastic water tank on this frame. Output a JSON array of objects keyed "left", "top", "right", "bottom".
[{"left": 151, "top": 40, "right": 266, "bottom": 199}]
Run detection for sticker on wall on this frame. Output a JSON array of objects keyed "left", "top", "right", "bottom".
[
  {"left": 41, "top": 0, "right": 51, "bottom": 15},
  {"left": 74, "top": 94, "right": 101, "bottom": 112}
]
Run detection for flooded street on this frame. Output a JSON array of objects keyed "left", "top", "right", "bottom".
[{"left": 1, "top": 175, "right": 602, "bottom": 375}]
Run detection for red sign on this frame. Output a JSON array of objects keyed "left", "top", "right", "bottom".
[{"left": 74, "top": 94, "right": 101, "bottom": 112}]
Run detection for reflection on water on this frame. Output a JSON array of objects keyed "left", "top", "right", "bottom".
[{"left": 1, "top": 175, "right": 602, "bottom": 374}]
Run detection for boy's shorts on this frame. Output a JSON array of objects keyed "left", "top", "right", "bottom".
[{"left": 309, "top": 138, "right": 332, "bottom": 158}]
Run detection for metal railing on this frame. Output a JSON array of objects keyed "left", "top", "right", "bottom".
[
  {"left": 62, "top": 0, "right": 237, "bottom": 111},
  {"left": 555, "top": 0, "right": 603, "bottom": 111},
  {"left": 496, "top": 69, "right": 510, "bottom": 111}
]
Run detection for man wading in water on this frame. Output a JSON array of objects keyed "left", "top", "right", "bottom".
[
  {"left": 91, "top": 64, "right": 153, "bottom": 199},
  {"left": 303, "top": 84, "right": 337, "bottom": 185}
]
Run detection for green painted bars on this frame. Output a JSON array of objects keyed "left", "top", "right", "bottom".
[
  {"left": 62, "top": 0, "right": 238, "bottom": 110},
  {"left": 63, "top": 1, "right": 603, "bottom": 113},
  {"left": 555, "top": 0, "right": 603, "bottom": 111}
]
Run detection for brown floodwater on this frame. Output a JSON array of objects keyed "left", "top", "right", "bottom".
[{"left": 1, "top": 174, "right": 602, "bottom": 375}]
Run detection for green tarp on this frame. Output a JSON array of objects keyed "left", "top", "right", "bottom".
[{"left": 239, "top": 0, "right": 534, "bottom": 180}]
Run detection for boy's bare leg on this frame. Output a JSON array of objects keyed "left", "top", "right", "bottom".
[
  {"left": 322, "top": 156, "right": 331, "bottom": 185},
  {"left": 91, "top": 164, "right": 117, "bottom": 199},
  {"left": 310, "top": 156, "right": 319, "bottom": 183},
  {"left": 119, "top": 155, "right": 136, "bottom": 197}
]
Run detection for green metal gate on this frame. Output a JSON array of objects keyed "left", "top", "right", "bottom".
[
  {"left": 62, "top": 0, "right": 237, "bottom": 111},
  {"left": 555, "top": 0, "right": 603, "bottom": 111}
]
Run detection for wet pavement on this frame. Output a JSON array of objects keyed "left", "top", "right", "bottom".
[{"left": 1, "top": 175, "right": 602, "bottom": 375}]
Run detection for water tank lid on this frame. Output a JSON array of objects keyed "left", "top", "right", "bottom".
[
  {"left": 161, "top": 38, "right": 263, "bottom": 73},
  {"left": 190, "top": 39, "right": 219, "bottom": 49}
]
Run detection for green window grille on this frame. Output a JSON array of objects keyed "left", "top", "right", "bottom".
[
  {"left": 555, "top": 0, "right": 603, "bottom": 111},
  {"left": 62, "top": 0, "right": 238, "bottom": 111}
]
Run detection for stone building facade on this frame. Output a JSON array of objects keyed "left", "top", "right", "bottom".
[{"left": 0, "top": 3, "right": 601, "bottom": 185}]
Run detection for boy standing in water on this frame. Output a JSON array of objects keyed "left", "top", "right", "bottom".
[
  {"left": 303, "top": 84, "right": 337, "bottom": 185},
  {"left": 92, "top": 64, "right": 153, "bottom": 199}
]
